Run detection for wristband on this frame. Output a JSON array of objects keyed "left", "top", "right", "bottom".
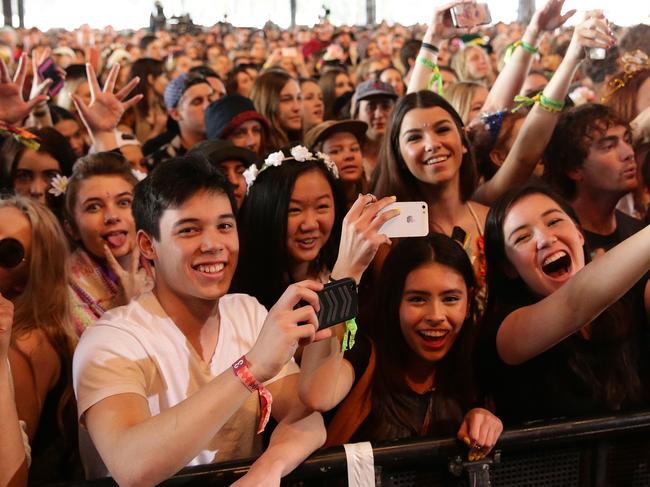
[
  {"left": 416, "top": 56, "right": 443, "bottom": 95},
  {"left": 421, "top": 42, "right": 439, "bottom": 54},
  {"left": 503, "top": 39, "right": 539, "bottom": 65},
  {"left": 232, "top": 355, "right": 273, "bottom": 434},
  {"left": 538, "top": 94, "right": 565, "bottom": 113},
  {"left": 342, "top": 318, "right": 358, "bottom": 352}
]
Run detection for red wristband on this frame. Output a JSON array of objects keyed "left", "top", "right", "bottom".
[{"left": 232, "top": 355, "right": 273, "bottom": 434}]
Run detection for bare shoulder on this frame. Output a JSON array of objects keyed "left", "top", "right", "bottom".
[{"left": 469, "top": 202, "right": 490, "bottom": 226}]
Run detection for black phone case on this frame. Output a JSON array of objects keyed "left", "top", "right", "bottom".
[{"left": 297, "top": 278, "right": 358, "bottom": 329}]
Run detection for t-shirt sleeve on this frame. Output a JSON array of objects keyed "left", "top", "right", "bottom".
[{"left": 73, "top": 323, "right": 152, "bottom": 422}]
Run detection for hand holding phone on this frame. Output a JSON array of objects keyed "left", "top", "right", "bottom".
[
  {"left": 37, "top": 58, "right": 64, "bottom": 97},
  {"left": 297, "top": 278, "right": 358, "bottom": 330},
  {"left": 450, "top": 2, "right": 492, "bottom": 28},
  {"left": 377, "top": 201, "right": 429, "bottom": 238}
]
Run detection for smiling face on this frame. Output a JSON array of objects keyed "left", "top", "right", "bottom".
[
  {"left": 72, "top": 175, "right": 136, "bottom": 261},
  {"left": 0, "top": 206, "right": 31, "bottom": 299},
  {"left": 301, "top": 81, "right": 324, "bottom": 132},
  {"left": 286, "top": 170, "right": 335, "bottom": 275},
  {"left": 398, "top": 106, "right": 468, "bottom": 187},
  {"left": 144, "top": 190, "right": 238, "bottom": 304},
  {"left": 321, "top": 131, "right": 363, "bottom": 183},
  {"left": 277, "top": 79, "right": 302, "bottom": 132},
  {"left": 399, "top": 262, "right": 469, "bottom": 364},
  {"left": 465, "top": 46, "right": 490, "bottom": 81},
  {"left": 502, "top": 193, "right": 585, "bottom": 297},
  {"left": 13, "top": 150, "right": 63, "bottom": 205}
]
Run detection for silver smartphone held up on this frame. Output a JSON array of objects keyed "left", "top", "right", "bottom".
[
  {"left": 450, "top": 2, "right": 492, "bottom": 28},
  {"left": 377, "top": 201, "right": 429, "bottom": 238}
]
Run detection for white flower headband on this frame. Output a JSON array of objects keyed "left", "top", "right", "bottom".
[
  {"left": 243, "top": 145, "right": 339, "bottom": 192},
  {"left": 47, "top": 169, "right": 146, "bottom": 197}
]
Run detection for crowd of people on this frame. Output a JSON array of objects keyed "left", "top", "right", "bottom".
[{"left": 1, "top": 0, "right": 649, "bottom": 485}]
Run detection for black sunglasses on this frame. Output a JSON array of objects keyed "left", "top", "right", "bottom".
[{"left": 0, "top": 238, "right": 26, "bottom": 268}]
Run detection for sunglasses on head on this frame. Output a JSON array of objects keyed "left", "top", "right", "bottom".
[{"left": 0, "top": 238, "right": 26, "bottom": 268}]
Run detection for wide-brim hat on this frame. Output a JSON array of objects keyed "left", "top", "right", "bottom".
[{"left": 304, "top": 120, "right": 368, "bottom": 151}]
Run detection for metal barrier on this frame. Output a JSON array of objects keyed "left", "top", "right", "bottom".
[{"left": 60, "top": 410, "right": 650, "bottom": 487}]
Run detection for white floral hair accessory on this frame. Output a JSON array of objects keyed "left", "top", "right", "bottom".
[
  {"left": 48, "top": 174, "right": 70, "bottom": 197},
  {"left": 242, "top": 145, "right": 339, "bottom": 193}
]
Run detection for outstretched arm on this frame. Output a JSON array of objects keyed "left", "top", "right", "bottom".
[
  {"left": 473, "top": 11, "right": 615, "bottom": 205},
  {"left": 480, "top": 0, "right": 576, "bottom": 114},
  {"left": 407, "top": 0, "right": 474, "bottom": 94},
  {"left": 497, "top": 223, "right": 650, "bottom": 365}
]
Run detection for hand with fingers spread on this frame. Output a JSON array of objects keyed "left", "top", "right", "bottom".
[
  {"left": 565, "top": 10, "right": 616, "bottom": 63},
  {"left": 457, "top": 408, "right": 503, "bottom": 461},
  {"left": 331, "top": 194, "right": 399, "bottom": 284},
  {"left": 530, "top": 0, "right": 576, "bottom": 35},
  {"left": 0, "top": 293, "right": 14, "bottom": 360},
  {"left": 0, "top": 54, "right": 48, "bottom": 124},
  {"left": 104, "top": 245, "right": 153, "bottom": 306},
  {"left": 246, "top": 280, "right": 324, "bottom": 383},
  {"left": 72, "top": 63, "right": 142, "bottom": 136}
]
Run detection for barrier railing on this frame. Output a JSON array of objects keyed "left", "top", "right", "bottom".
[{"left": 60, "top": 410, "right": 650, "bottom": 487}]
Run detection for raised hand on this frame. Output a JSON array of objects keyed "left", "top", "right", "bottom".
[
  {"left": 103, "top": 245, "right": 153, "bottom": 306},
  {"left": 72, "top": 63, "right": 142, "bottom": 134},
  {"left": 531, "top": 0, "right": 576, "bottom": 34},
  {"left": 331, "top": 194, "right": 398, "bottom": 284},
  {"left": 0, "top": 54, "right": 48, "bottom": 124},
  {"left": 424, "top": 0, "right": 479, "bottom": 43},
  {"left": 565, "top": 10, "right": 616, "bottom": 63}
]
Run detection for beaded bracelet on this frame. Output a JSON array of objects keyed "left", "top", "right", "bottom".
[{"left": 416, "top": 56, "right": 443, "bottom": 94}]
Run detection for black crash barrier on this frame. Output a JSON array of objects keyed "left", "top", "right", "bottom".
[{"left": 58, "top": 410, "right": 650, "bottom": 487}]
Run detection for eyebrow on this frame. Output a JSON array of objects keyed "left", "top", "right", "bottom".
[
  {"left": 81, "top": 191, "right": 132, "bottom": 205},
  {"left": 507, "top": 208, "right": 563, "bottom": 240},
  {"left": 401, "top": 120, "right": 452, "bottom": 137},
  {"left": 172, "top": 214, "right": 236, "bottom": 228},
  {"left": 289, "top": 193, "right": 333, "bottom": 204}
]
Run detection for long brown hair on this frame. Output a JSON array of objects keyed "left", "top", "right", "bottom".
[
  {"left": 4, "top": 195, "right": 77, "bottom": 431},
  {"left": 371, "top": 90, "right": 477, "bottom": 202},
  {"left": 249, "top": 69, "right": 296, "bottom": 150}
]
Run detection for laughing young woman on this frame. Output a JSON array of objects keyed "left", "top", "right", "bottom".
[{"left": 479, "top": 185, "right": 650, "bottom": 425}]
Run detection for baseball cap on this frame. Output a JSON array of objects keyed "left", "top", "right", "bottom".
[
  {"left": 204, "top": 94, "right": 269, "bottom": 141},
  {"left": 189, "top": 139, "right": 261, "bottom": 169},
  {"left": 353, "top": 79, "right": 398, "bottom": 103},
  {"left": 304, "top": 120, "right": 368, "bottom": 151}
]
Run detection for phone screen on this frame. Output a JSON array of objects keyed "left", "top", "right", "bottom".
[
  {"left": 37, "top": 58, "right": 64, "bottom": 97},
  {"left": 450, "top": 3, "right": 492, "bottom": 28}
]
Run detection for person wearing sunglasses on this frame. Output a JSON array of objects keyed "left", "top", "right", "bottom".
[{"left": 0, "top": 194, "right": 81, "bottom": 484}]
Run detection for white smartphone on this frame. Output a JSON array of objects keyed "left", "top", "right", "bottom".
[{"left": 377, "top": 201, "right": 429, "bottom": 238}]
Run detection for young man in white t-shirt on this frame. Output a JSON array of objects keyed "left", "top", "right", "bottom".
[{"left": 73, "top": 154, "right": 329, "bottom": 486}]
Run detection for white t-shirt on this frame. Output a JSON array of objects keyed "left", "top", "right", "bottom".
[{"left": 73, "top": 292, "right": 298, "bottom": 479}]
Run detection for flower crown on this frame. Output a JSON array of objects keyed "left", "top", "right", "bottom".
[
  {"left": 243, "top": 145, "right": 339, "bottom": 191},
  {"left": 600, "top": 50, "right": 649, "bottom": 103},
  {"left": 47, "top": 169, "right": 147, "bottom": 198}
]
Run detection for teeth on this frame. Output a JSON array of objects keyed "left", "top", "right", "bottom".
[
  {"left": 196, "top": 263, "right": 225, "bottom": 274},
  {"left": 419, "top": 329, "right": 448, "bottom": 338},
  {"left": 425, "top": 155, "right": 448, "bottom": 165},
  {"left": 543, "top": 251, "right": 567, "bottom": 266}
]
